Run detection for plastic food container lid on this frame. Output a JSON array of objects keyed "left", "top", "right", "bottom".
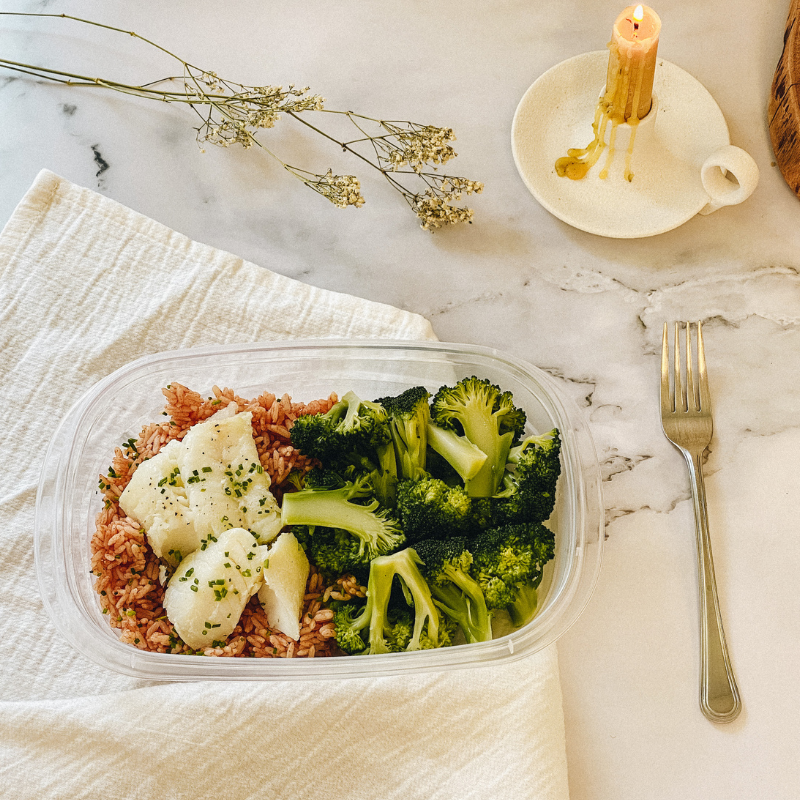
[{"left": 35, "top": 339, "right": 604, "bottom": 680}]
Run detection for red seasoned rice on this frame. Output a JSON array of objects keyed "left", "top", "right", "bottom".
[{"left": 90, "top": 383, "right": 362, "bottom": 658}]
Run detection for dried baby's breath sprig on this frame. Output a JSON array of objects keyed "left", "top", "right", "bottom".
[
  {"left": 185, "top": 71, "right": 324, "bottom": 149},
  {"left": 378, "top": 122, "right": 457, "bottom": 173},
  {"left": 406, "top": 173, "right": 484, "bottom": 229},
  {"left": 0, "top": 12, "right": 482, "bottom": 230},
  {"left": 412, "top": 192, "right": 476, "bottom": 231},
  {"left": 288, "top": 110, "right": 484, "bottom": 228},
  {"left": 287, "top": 168, "right": 365, "bottom": 209}
]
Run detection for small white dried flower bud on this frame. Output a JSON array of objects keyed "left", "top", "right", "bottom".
[
  {"left": 299, "top": 169, "right": 365, "bottom": 209},
  {"left": 380, "top": 122, "right": 458, "bottom": 173},
  {"left": 200, "top": 71, "right": 221, "bottom": 91},
  {"left": 412, "top": 191, "right": 475, "bottom": 230}
]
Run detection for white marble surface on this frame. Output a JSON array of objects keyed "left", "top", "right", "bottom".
[{"left": 2, "top": 1, "right": 799, "bottom": 797}]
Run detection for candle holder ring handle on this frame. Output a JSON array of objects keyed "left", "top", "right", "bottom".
[{"left": 699, "top": 145, "right": 759, "bottom": 215}]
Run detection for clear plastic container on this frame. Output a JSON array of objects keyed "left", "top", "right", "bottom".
[{"left": 35, "top": 340, "right": 604, "bottom": 680}]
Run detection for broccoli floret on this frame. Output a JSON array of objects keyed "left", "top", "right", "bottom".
[
  {"left": 395, "top": 477, "right": 490, "bottom": 542},
  {"left": 281, "top": 473, "right": 405, "bottom": 561},
  {"left": 301, "top": 466, "right": 348, "bottom": 491},
  {"left": 381, "top": 609, "right": 456, "bottom": 651},
  {"left": 285, "top": 470, "right": 306, "bottom": 492},
  {"left": 290, "top": 390, "right": 390, "bottom": 467},
  {"left": 335, "top": 548, "right": 442, "bottom": 655},
  {"left": 426, "top": 421, "right": 487, "bottom": 483},
  {"left": 492, "top": 429, "right": 562, "bottom": 525},
  {"left": 470, "top": 522, "right": 555, "bottom": 627},
  {"left": 290, "top": 393, "right": 399, "bottom": 508},
  {"left": 430, "top": 377, "right": 527, "bottom": 497},
  {"left": 331, "top": 567, "right": 455, "bottom": 655},
  {"left": 374, "top": 386, "right": 431, "bottom": 482},
  {"left": 292, "top": 525, "right": 372, "bottom": 580},
  {"left": 506, "top": 582, "right": 540, "bottom": 628},
  {"left": 332, "top": 602, "right": 369, "bottom": 654},
  {"left": 370, "top": 436, "right": 400, "bottom": 509},
  {"left": 413, "top": 537, "right": 492, "bottom": 644}
]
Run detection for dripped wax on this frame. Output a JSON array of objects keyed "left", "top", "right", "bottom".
[{"left": 555, "top": 5, "right": 661, "bottom": 182}]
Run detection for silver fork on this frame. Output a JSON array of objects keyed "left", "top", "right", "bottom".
[{"left": 660, "top": 322, "right": 741, "bottom": 723}]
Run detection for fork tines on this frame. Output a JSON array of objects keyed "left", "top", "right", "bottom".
[{"left": 661, "top": 321, "right": 711, "bottom": 415}]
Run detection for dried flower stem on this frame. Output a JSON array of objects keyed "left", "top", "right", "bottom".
[{"left": 0, "top": 11, "right": 483, "bottom": 229}]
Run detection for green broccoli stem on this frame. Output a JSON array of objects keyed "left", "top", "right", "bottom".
[
  {"left": 508, "top": 583, "right": 539, "bottom": 628},
  {"left": 391, "top": 417, "right": 428, "bottom": 481},
  {"left": 464, "top": 423, "right": 514, "bottom": 497},
  {"left": 431, "top": 571, "right": 492, "bottom": 643},
  {"left": 364, "top": 556, "right": 397, "bottom": 654},
  {"left": 426, "top": 421, "right": 487, "bottom": 482},
  {"left": 377, "top": 386, "right": 431, "bottom": 483},
  {"left": 280, "top": 483, "right": 402, "bottom": 558},
  {"left": 371, "top": 442, "right": 399, "bottom": 507},
  {"left": 365, "top": 549, "right": 440, "bottom": 653},
  {"left": 444, "top": 565, "right": 492, "bottom": 639}
]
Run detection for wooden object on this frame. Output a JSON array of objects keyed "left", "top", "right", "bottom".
[{"left": 769, "top": 0, "right": 800, "bottom": 196}]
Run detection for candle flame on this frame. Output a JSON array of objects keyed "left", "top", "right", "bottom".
[{"left": 633, "top": 5, "right": 644, "bottom": 22}]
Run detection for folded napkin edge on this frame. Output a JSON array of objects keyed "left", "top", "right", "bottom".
[{"left": 1, "top": 168, "right": 438, "bottom": 342}]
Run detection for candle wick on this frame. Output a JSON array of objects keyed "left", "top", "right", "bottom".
[{"left": 633, "top": 21, "right": 639, "bottom": 31}]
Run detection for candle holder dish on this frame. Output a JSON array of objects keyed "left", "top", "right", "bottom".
[{"left": 511, "top": 51, "right": 759, "bottom": 238}]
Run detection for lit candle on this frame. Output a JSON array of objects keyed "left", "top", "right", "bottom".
[
  {"left": 606, "top": 5, "right": 661, "bottom": 121},
  {"left": 555, "top": 4, "right": 661, "bottom": 182}
]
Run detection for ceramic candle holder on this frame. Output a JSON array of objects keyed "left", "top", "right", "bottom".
[{"left": 511, "top": 51, "right": 759, "bottom": 238}]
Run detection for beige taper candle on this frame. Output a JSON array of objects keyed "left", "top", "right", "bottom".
[{"left": 606, "top": 5, "right": 661, "bottom": 121}]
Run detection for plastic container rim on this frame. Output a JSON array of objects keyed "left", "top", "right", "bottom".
[{"left": 34, "top": 338, "right": 604, "bottom": 680}]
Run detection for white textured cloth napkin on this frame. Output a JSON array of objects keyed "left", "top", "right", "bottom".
[{"left": 0, "top": 170, "right": 569, "bottom": 800}]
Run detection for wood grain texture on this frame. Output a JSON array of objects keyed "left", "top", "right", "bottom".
[{"left": 770, "top": 0, "right": 800, "bottom": 196}]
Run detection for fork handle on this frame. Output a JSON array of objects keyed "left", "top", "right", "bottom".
[{"left": 684, "top": 450, "right": 742, "bottom": 723}]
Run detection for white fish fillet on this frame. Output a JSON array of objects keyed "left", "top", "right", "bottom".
[
  {"left": 177, "top": 411, "right": 282, "bottom": 544},
  {"left": 257, "top": 531, "right": 310, "bottom": 641},
  {"left": 119, "top": 411, "right": 282, "bottom": 567},
  {"left": 164, "top": 527, "right": 266, "bottom": 649},
  {"left": 119, "top": 440, "right": 200, "bottom": 563}
]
